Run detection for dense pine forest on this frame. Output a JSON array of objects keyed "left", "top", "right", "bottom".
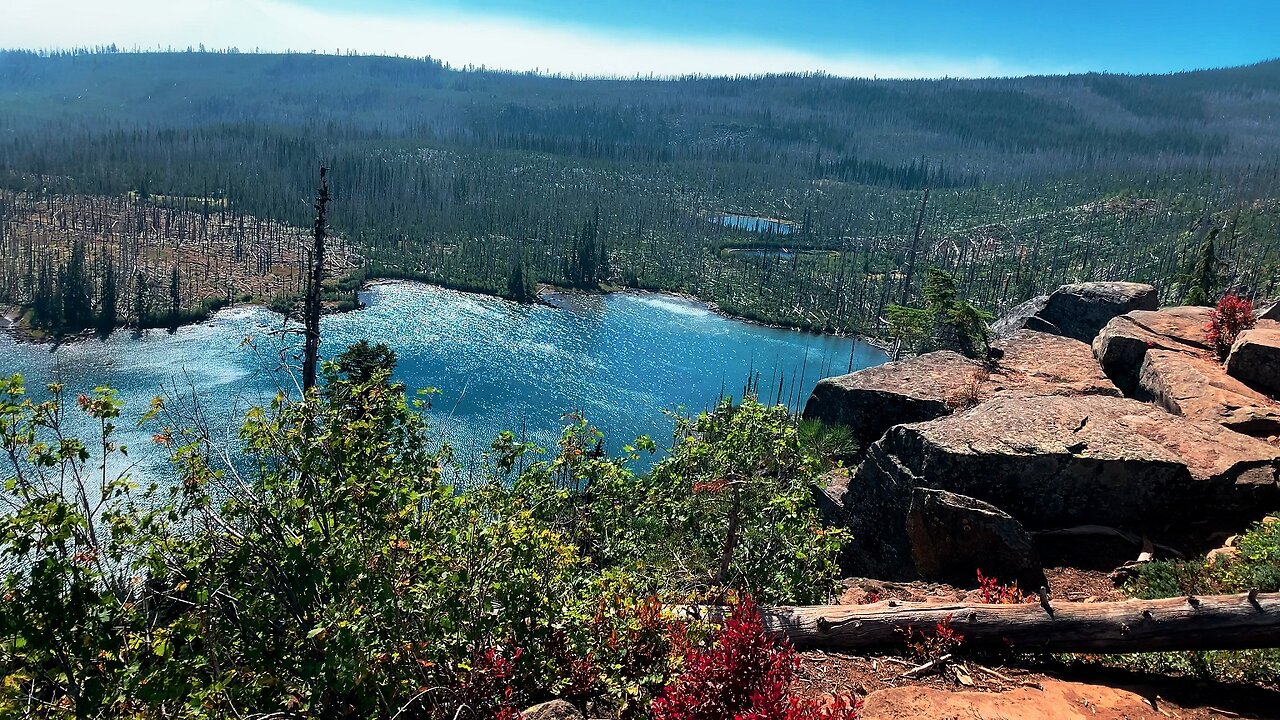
[{"left": 1, "top": 49, "right": 1279, "bottom": 335}]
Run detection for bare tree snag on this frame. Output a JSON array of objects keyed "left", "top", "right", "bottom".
[
  {"left": 735, "top": 592, "right": 1280, "bottom": 653},
  {"left": 898, "top": 187, "right": 930, "bottom": 306},
  {"left": 302, "top": 165, "right": 329, "bottom": 393}
]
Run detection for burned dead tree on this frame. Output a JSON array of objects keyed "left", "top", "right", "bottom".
[{"left": 302, "top": 165, "right": 329, "bottom": 393}]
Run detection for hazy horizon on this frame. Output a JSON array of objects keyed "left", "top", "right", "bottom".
[{"left": 5, "top": 0, "right": 1279, "bottom": 80}]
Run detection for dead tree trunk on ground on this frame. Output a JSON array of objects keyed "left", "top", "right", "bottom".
[{"left": 705, "top": 592, "right": 1280, "bottom": 653}]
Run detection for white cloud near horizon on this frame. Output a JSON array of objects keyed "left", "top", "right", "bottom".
[{"left": 1, "top": 0, "right": 1058, "bottom": 79}]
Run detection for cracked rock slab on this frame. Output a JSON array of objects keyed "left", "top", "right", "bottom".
[{"left": 839, "top": 395, "right": 1279, "bottom": 577}]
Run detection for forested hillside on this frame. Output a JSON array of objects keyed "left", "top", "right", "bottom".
[{"left": 1, "top": 49, "right": 1279, "bottom": 334}]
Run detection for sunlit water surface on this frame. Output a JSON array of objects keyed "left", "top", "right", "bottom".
[{"left": 0, "top": 282, "right": 887, "bottom": 478}]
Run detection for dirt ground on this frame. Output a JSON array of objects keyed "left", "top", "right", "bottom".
[{"left": 797, "top": 570, "right": 1279, "bottom": 719}]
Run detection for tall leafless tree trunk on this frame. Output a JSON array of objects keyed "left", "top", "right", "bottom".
[
  {"left": 899, "top": 188, "right": 930, "bottom": 306},
  {"left": 303, "top": 165, "right": 329, "bottom": 393}
]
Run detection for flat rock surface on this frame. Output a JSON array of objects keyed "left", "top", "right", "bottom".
[
  {"left": 1140, "top": 348, "right": 1280, "bottom": 436},
  {"left": 1227, "top": 327, "right": 1280, "bottom": 397},
  {"left": 994, "top": 330, "right": 1119, "bottom": 398},
  {"left": 1125, "top": 305, "right": 1214, "bottom": 348},
  {"left": 860, "top": 680, "right": 1187, "bottom": 720},
  {"left": 804, "top": 331, "right": 1116, "bottom": 456}
]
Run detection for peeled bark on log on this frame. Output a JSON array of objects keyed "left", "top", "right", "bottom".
[{"left": 744, "top": 592, "right": 1280, "bottom": 653}]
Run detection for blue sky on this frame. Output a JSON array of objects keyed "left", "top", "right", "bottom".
[{"left": 5, "top": 0, "right": 1279, "bottom": 77}]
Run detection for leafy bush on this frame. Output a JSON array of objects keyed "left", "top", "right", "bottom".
[
  {"left": 0, "top": 356, "right": 848, "bottom": 717},
  {"left": 1204, "top": 292, "right": 1255, "bottom": 359},
  {"left": 509, "top": 397, "right": 846, "bottom": 605},
  {"left": 1096, "top": 513, "right": 1280, "bottom": 683},
  {"left": 651, "top": 598, "right": 860, "bottom": 720}
]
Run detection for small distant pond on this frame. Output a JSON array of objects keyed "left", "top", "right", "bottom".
[
  {"left": 715, "top": 213, "right": 796, "bottom": 235},
  {"left": 0, "top": 282, "right": 888, "bottom": 479}
]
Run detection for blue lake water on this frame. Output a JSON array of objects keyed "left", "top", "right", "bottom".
[
  {"left": 716, "top": 213, "right": 795, "bottom": 235},
  {"left": 0, "top": 282, "right": 886, "bottom": 478}
]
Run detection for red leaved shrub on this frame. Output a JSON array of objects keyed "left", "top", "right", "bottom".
[
  {"left": 1205, "top": 293, "right": 1255, "bottom": 359},
  {"left": 651, "top": 598, "right": 860, "bottom": 720},
  {"left": 976, "top": 570, "right": 1033, "bottom": 605}
]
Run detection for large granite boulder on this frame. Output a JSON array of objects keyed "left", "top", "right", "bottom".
[
  {"left": 905, "top": 487, "right": 1045, "bottom": 590},
  {"left": 803, "top": 331, "right": 1116, "bottom": 455},
  {"left": 1139, "top": 349, "right": 1280, "bottom": 436},
  {"left": 993, "top": 282, "right": 1158, "bottom": 343},
  {"left": 991, "top": 294, "right": 1059, "bottom": 336},
  {"left": 1093, "top": 306, "right": 1213, "bottom": 393},
  {"left": 1227, "top": 327, "right": 1280, "bottom": 397},
  {"left": 803, "top": 351, "right": 975, "bottom": 454},
  {"left": 839, "top": 394, "right": 1280, "bottom": 577}
]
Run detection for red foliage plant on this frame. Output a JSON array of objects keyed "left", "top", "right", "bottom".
[
  {"left": 651, "top": 597, "right": 860, "bottom": 720},
  {"left": 1205, "top": 293, "right": 1255, "bottom": 359},
  {"left": 976, "top": 570, "right": 1033, "bottom": 605},
  {"left": 451, "top": 646, "right": 523, "bottom": 720}
]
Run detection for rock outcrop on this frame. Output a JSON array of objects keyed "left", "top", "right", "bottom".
[
  {"left": 1260, "top": 302, "right": 1280, "bottom": 321},
  {"left": 803, "top": 351, "right": 975, "bottom": 454},
  {"left": 1138, "top": 349, "right": 1280, "bottom": 436},
  {"left": 1227, "top": 327, "right": 1280, "bottom": 396},
  {"left": 803, "top": 331, "right": 1116, "bottom": 455},
  {"left": 1091, "top": 306, "right": 1212, "bottom": 391},
  {"left": 840, "top": 394, "right": 1280, "bottom": 578},
  {"left": 905, "top": 487, "right": 1044, "bottom": 590},
  {"left": 993, "top": 282, "right": 1158, "bottom": 342}
]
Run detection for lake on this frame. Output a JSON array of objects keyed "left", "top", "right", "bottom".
[
  {"left": 715, "top": 213, "right": 796, "bottom": 235},
  {"left": 0, "top": 282, "right": 887, "bottom": 477}
]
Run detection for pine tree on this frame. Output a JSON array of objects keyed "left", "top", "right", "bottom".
[
  {"left": 506, "top": 259, "right": 536, "bottom": 303},
  {"left": 60, "top": 241, "right": 91, "bottom": 330},
  {"left": 134, "top": 271, "right": 148, "bottom": 326},
  {"left": 97, "top": 259, "right": 117, "bottom": 335},
  {"left": 1183, "top": 228, "right": 1220, "bottom": 306},
  {"left": 168, "top": 265, "right": 181, "bottom": 329}
]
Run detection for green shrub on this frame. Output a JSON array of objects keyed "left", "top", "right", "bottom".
[
  {"left": 506, "top": 397, "right": 846, "bottom": 605},
  {"left": 0, "top": 364, "right": 846, "bottom": 718},
  {"left": 1089, "top": 514, "right": 1280, "bottom": 683}
]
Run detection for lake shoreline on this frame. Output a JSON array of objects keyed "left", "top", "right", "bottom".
[{"left": 4, "top": 278, "right": 892, "bottom": 356}]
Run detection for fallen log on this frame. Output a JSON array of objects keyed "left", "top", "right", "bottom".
[{"left": 745, "top": 592, "right": 1280, "bottom": 653}]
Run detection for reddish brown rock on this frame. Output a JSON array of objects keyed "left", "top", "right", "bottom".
[
  {"left": 1227, "top": 327, "right": 1280, "bottom": 397},
  {"left": 995, "top": 330, "right": 1120, "bottom": 398},
  {"left": 804, "top": 331, "right": 1116, "bottom": 456},
  {"left": 1125, "top": 306, "right": 1214, "bottom": 348},
  {"left": 1139, "top": 348, "right": 1280, "bottom": 436},
  {"left": 1092, "top": 307, "right": 1213, "bottom": 392},
  {"left": 860, "top": 680, "right": 1171, "bottom": 720},
  {"left": 994, "top": 281, "right": 1158, "bottom": 343},
  {"left": 521, "top": 700, "right": 583, "bottom": 720},
  {"left": 840, "top": 394, "right": 1280, "bottom": 577},
  {"left": 803, "top": 351, "right": 975, "bottom": 454}
]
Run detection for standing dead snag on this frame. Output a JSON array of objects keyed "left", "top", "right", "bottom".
[{"left": 303, "top": 165, "right": 329, "bottom": 393}]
